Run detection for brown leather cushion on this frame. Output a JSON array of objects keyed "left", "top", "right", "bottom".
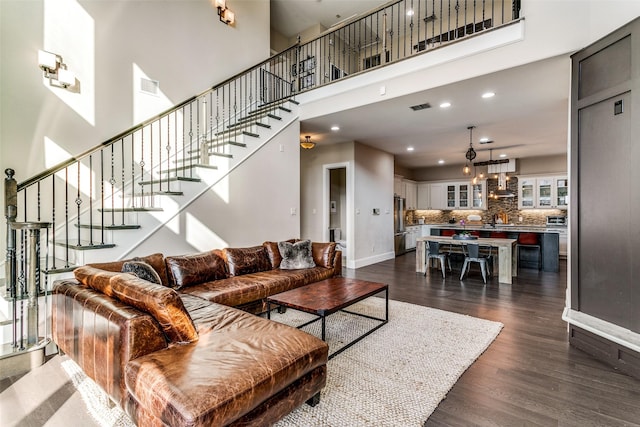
[
  {"left": 88, "top": 253, "right": 169, "bottom": 286},
  {"left": 222, "top": 246, "right": 272, "bottom": 277},
  {"left": 165, "top": 250, "right": 228, "bottom": 290},
  {"left": 108, "top": 274, "right": 198, "bottom": 344},
  {"left": 263, "top": 239, "right": 296, "bottom": 269},
  {"left": 74, "top": 265, "right": 120, "bottom": 295},
  {"left": 311, "top": 242, "right": 337, "bottom": 268}
]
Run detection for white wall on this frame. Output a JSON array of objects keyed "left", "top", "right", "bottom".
[
  {"left": 300, "top": 141, "right": 394, "bottom": 269},
  {"left": 353, "top": 142, "right": 395, "bottom": 267},
  {"left": 131, "top": 121, "right": 301, "bottom": 256},
  {"left": 301, "top": 141, "right": 354, "bottom": 242},
  {"left": 0, "top": 0, "right": 270, "bottom": 247}
]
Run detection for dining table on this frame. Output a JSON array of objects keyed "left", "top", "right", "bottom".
[{"left": 415, "top": 235, "right": 518, "bottom": 284}]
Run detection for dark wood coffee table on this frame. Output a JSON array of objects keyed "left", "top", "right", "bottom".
[{"left": 266, "top": 277, "right": 388, "bottom": 359}]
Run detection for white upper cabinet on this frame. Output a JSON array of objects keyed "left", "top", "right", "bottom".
[
  {"left": 394, "top": 175, "right": 404, "bottom": 198},
  {"left": 428, "top": 183, "right": 447, "bottom": 210},
  {"left": 404, "top": 180, "right": 418, "bottom": 210},
  {"left": 518, "top": 175, "right": 568, "bottom": 209}
]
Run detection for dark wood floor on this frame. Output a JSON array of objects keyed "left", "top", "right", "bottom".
[{"left": 343, "top": 253, "right": 640, "bottom": 427}]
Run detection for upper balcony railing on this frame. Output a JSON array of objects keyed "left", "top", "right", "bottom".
[{"left": 283, "top": 0, "right": 521, "bottom": 94}]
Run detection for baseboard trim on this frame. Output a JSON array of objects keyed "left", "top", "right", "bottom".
[
  {"left": 349, "top": 252, "right": 395, "bottom": 269},
  {"left": 569, "top": 325, "right": 640, "bottom": 380}
]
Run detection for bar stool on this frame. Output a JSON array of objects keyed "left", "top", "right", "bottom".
[
  {"left": 425, "top": 241, "right": 451, "bottom": 279},
  {"left": 517, "top": 232, "right": 541, "bottom": 269},
  {"left": 460, "top": 243, "right": 493, "bottom": 284}
]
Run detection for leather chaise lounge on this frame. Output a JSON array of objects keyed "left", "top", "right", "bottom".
[{"left": 52, "top": 241, "right": 341, "bottom": 426}]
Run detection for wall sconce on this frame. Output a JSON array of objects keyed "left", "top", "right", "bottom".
[
  {"left": 214, "top": 0, "right": 235, "bottom": 25},
  {"left": 38, "top": 50, "right": 75, "bottom": 89}
]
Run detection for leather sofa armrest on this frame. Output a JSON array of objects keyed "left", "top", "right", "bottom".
[
  {"left": 52, "top": 279, "right": 168, "bottom": 406},
  {"left": 333, "top": 250, "right": 342, "bottom": 276}
]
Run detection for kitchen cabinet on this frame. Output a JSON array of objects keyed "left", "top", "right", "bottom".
[
  {"left": 394, "top": 175, "right": 404, "bottom": 198},
  {"left": 405, "top": 225, "right": 420, "bottom": 250},
  {"left": 416, "top": 183, "right": 447, "bottom": 210},
  {"left": 404, "top": 180, "right": 418, "bottom": 210},
  {"left": 518, "top": 176, "right": 568, "bottom": 209},
  {"left": 430, "top": 184, "right": 447, "bottom": 209},
  {"left": 471, "top": 182, "right": 486, "bottom": 209},
  {"left": 417, "top": 183, "right": 430, "bottom": 209},
  {"left": 444, "top": 181, "right": 486, "bottom": 210}
]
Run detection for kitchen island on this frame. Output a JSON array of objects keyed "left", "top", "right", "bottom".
[
  {"left": 416, "top": 236, "right": 518, "bottom": 284},
  {"left": 429, "top": 225, "right": 561, "bottom": 272}
]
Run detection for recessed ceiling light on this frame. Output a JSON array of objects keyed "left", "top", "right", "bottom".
[
  {"left": 406, "top": 9, "right": 414, "bottom": 16},
  {"left": 482, "top": 92, "right": 495, "bottom": 99},
  {"left": 439, "top": 102, "right": 451, "bottom": 108},
  {"left": 499, "top": 153, "right": 507, "bottom": 158},
  {"left": 480, "top": 137, "right": 489, "bottom": 143},
  {"left": 438, "top": 159, "right": 445, "bottom": 164},
  {"left": 331, "top": 125, "right": 340, "bottom": 131},
  {"left": 407, "top": 146, "right": 414, "bottom": 152}
]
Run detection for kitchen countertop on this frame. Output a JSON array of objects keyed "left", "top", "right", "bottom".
[{"left": 407, "top": 223, "right": 567, "bottom": 232}]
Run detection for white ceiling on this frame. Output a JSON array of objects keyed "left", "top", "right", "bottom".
[{"left": 271, "top": 1, "right": 570, "bottom": 170}]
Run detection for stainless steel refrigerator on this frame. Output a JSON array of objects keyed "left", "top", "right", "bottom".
[{"left": 394, "top": 196, "right": 407, "bottom": 256}]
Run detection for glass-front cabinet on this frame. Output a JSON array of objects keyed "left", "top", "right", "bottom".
[
  {"left": 537, "top": 178, "right": 553, "bottom": 207},
  {"left": 441, "top": 181, "right": 485, "bottom": 209},
  {"left": 518, "top": 176, "right": 568, "bottom": 209},
  {"left": 471, "top": 183, "right": 485, "bottom": 208},
  {"left": 555, "top": 178, "right": 569, "bottom": 208},
  {"left": 519, "top": 178, "right": 536, "bottom": 208},
  {"left": 446, "top": 185, "right": 456, "bottom": 208},
  {"left": 458, "top": 184, "right": 469, "bottom": 208}
]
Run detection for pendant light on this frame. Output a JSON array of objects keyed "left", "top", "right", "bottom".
[{"left": 463, "top": 126, "right": 476, "bottom": 176}]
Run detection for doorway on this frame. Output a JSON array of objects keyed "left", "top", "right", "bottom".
[{"left": 323, "top": 162, "right": 351, "bottom": 268}]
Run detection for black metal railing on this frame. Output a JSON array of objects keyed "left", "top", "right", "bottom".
[
  {"left": 5, "top": 0, "right": 521, "bottom": 273},
  {"left": 288, "top": 0, "right": 520, "bottom": 93}
]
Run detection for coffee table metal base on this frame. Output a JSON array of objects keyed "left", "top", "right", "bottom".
[{"left": 267, "top": 281, "right": 388, "bottom": 360}]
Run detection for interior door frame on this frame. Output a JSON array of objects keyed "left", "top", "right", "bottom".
[{"left": 322, "top": 162, "right": 353, "bottom": 268}]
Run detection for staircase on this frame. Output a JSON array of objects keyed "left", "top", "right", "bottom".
[{"left": 1, "top": 55, "right": 300, "bottom": 364}]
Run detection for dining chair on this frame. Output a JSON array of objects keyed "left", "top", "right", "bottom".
[
  {"left": 425, "top": 241, "right": 451, "bottom": 279},
  {"left": 460, "top": 243, "right": 492, "bottom": 284}
]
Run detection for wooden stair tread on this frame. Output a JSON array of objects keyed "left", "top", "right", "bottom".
[
  {"left": 75, "top": 224, "right": 141, "bottom": 230},
  {"left": 53, "top": 241, "right": 116, "bottom": 250}
]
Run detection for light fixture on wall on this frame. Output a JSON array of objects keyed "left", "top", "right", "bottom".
[
  {"left": 463, "top": 125, "right": 476, "bottom": 176},
  {"left": 300, "top": 135, "right": 315, "bottom": 149},
  {"left": 214, "top": 0, "right": 235, "bottom": 25},
  {"left": 38, "top": 50, "right": 76, "bottom": 89}
]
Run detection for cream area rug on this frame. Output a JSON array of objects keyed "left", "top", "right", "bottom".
[
  {"left": 61, "top": 298, "right": 502, "bottom": 427},
  {"left": 273, "top": 298, "right": 503, "bottom": 426}
]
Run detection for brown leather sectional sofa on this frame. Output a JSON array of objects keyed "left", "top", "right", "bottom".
[{"left": 52, "top": 241, "right": 342, "bottom": 426}]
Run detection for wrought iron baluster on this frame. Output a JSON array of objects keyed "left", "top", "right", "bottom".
[
  {"left": 100, "top": 149, "right": 105, "bottom": 244},
  {"left": 110, "top": 143, "right": 115, "bottom": 226},
  {"left": 89, "top": 155, "right": 93, "bottom": 245},
  {"left": 75, "top": 161, "right": 82, "bottom": 247},
  {"left": 120, "top": 137, "right": 125, "bottom": 226}
]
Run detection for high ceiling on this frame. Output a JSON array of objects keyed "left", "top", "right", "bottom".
[{"left": 270, "top": 1, "right": 570, "bottom": 170}]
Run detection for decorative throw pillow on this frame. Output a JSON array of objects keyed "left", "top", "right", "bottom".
[
  {"left": 122, "top": 261, "right": 162, "bottom": 284},
  {"left": 223, "top": 246, "right": 272, "bottom": 277},
  {"left": 165, "top": 250, "right": 228, "bottom": 290},
  {"left": 109, "top": 274, "right": 198, "bottom": 344},
  {"left": 263, "top": 239, "right": 296, "bottom": 269},
  {"left": 278, "top": 239, "right": 316, "bottom": 270}
]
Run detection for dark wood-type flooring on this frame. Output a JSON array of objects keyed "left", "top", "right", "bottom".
[{"left": 343, "top": 253, "right": 640, "bottom": 427}]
